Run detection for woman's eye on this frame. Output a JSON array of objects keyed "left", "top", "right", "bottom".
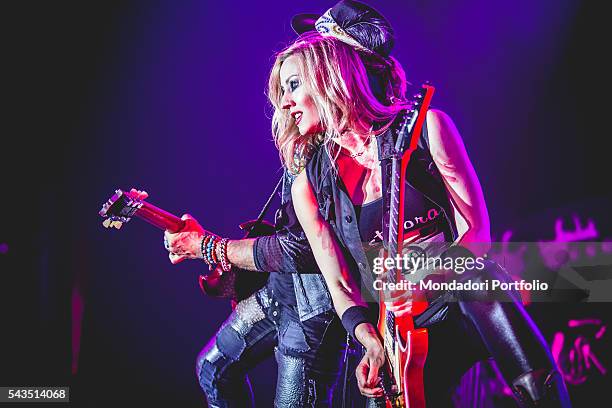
[{"left": 290, "top": 80, "right": 300, "bottom": 92}]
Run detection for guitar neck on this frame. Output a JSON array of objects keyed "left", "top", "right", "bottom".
[
  {"left": 387, "top": 158, "right": 402, "bottom": 260},
  {"left": 134, "top": 201, "right": 185, "bottom": 233},
  {"left": 377, "top": 85, "right": 434, "bottom": 408},
  {"left": 385, "top": 85, "right": 435, "bottom": 277}
]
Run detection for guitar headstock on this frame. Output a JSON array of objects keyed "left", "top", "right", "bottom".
[
  {"left": 395, "top": 83, "right": 435, "bottom": 152},
  {"left": 99, "top": 189, "right": 144, "bottom": 229}
]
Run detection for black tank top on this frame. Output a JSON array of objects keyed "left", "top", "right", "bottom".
[
  {"left": 357, "top": 190, "right": 446, "bottom": 243},
  {"left": 354, "top": 197, "right": 383, "bottom": 243},
  {"left": 355, "top": 177, "right": 448, "bottom": 261}
]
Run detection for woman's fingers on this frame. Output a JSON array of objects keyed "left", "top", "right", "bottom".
[
  {"left": 385, "top": 298, "right": 413, "bottom": 316},
  {"left": 164, "top": 231, "right": 173, "bottom": 247},
  {"left": 366, "top": 357, "right": 381, "bottom": 387},
  {"left": 356, "top": 356, "right": 384, "bottom": 398},
  {"left": 168, "top": 252, "right": 186, "bottom": 264},
  {"left": 164, "top": 231, "right": 181, "bottom": 254},
  {"left": 356, "top": 358, "right": 369, "bottom": 388},
  {"left": 180, "top": 213, "right": 206, "bottom": 234},
  {"left": 163, "top": 215, "right": 207, "bottom": 261}
]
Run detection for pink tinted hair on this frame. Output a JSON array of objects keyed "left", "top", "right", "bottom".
[{"left": 267, "top": 32, "right": 408, "bottom": 173}]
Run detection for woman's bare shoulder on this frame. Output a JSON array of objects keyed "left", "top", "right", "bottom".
[{"left": 426, "top": 109, "right": 465, "bottom": 154}]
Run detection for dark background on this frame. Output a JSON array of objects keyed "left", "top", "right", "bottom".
[{"left": 1, "top": 1, "right": 609, "bottom": 406}]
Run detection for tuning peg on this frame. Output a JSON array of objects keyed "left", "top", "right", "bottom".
[
  {"left": 112, "top": 221, "right": 123, "bottom": 229},
  {"left": 102, "top": 218, "right": 112, "bottom": 228}
]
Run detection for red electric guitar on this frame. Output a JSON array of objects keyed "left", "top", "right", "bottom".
[
  {"left": 98, "top": 189, "right": 272, "bottom": 301},
  {"left": 376, "top": 83, "right": 435, "bottom": 407}
]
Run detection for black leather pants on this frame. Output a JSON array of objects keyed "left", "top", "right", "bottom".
[
  {"left": 454, "top": 262, "right": 571, "bottom": 407},
  {"left": 196, "top": 286, "right": 346, "bottom": 407},
  {"left": 411, "top": 261, "right": 572, "bottom": 407}
]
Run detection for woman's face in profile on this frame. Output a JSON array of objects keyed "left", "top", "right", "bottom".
[{"left": 279, "top": 55, "right": 321, "bottom": 136}]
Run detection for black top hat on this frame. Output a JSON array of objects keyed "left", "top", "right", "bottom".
[{"left": 290, "top": 0, "right": 394, "bottom": 57}]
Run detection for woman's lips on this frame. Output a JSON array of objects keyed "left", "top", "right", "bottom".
[{"left": 294, "top": 112, "right": 302, "bottom": 125}]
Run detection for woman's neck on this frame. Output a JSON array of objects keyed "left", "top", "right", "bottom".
[{"left": 334, "top": 130, "right": 379, "bottom": 168}]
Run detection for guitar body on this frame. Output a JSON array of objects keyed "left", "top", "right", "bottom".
[
  {"left": 377, "top": 300, "right": 429, "bottom": 408},
  {"left": 197, "top": 261, "right": 269, "bottom": 302},
  {"left": 402, "top": 326, "right": 428, "bottom": 408}
]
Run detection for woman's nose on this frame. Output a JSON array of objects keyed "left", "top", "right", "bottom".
[{"left": 281, "top": 91, "right": 294, "bottom": 110}]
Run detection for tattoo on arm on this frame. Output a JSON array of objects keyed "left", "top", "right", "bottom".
[{"left": 225, "top": 238, "right": 258, "bottom": 271}]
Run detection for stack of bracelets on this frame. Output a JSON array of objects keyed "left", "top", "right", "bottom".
[{"left": 200, "top": 234, "right": 232, "bottom": 272}]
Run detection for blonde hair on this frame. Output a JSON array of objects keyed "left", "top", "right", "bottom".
[{"left": 267, "top": 32, "right": 408, "bottom": 174}]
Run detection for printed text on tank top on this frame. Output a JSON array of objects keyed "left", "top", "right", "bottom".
[{"left": 336, "top": 145, "right": 444, "bottom": 247}]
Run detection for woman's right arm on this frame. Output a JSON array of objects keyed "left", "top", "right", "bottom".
[
  {"left": 290, "top": 171, "right": 385, "bottom": 398},
  {"left": 164, "top": 216, "right": 316, "bottom": 273}
]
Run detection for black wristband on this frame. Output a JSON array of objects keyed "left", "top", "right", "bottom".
[{"left": 341, "top": 305, "right": 371, "bottom": 340}]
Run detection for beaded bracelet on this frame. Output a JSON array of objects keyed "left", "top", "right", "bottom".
[
  {"left": 206, "top": 235, "right": 218, "bottom": 264},
  {"left": 201, "top": 235, "right": 209, "bottom": 260},
  {"left": 201, "top": 235, "right": 215, "bottom": 267},
  {"left": 209, "top": 237, "right": 219, "bottom": 264},
  {"left": 206, "top": 237, "right": 215, "bottom": 265},
  {"left": 218, "top": 238, "right": 232, "bottom": 272}
]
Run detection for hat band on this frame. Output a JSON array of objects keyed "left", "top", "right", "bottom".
[{"left": 314, "top": 9, "right": 371, "bottom": 53}]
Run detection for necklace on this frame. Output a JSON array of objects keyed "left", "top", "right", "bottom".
[{"left": 340, "top": 135, "right": 375, "bottom": 158}]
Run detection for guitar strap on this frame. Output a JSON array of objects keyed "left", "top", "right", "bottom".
[
  {"left": 241, "top": 176, "right": 283, "bottom": 237},
  {"left": 230, "top": 176, "right": 284, "bottom": 302},
  {"left": 258, "top": 176, "right": 283, "bottom": 220},
  {"left": 376, "top": 125, "right": 393, "bottom": 247}
]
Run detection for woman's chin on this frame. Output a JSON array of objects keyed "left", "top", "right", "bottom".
[
  {"left": 297, "top": 127, "right": 313, "bottom": 137},
  {"left": 297, "top": 124, "right": 323, "bottom": 137}
]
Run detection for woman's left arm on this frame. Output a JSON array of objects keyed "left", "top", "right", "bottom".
[
  {"left": 426, "top": 109, "right": 491, "bottom": 255},
  {"left": 291, "top": 171, "right": 385, "bottom": 398}
]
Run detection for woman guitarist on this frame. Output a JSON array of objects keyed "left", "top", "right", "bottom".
[{"left": 163, "top": 1, "right": 571, "bottom": 407}]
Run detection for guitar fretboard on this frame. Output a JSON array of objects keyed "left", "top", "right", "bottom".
[{"left": 135, "top": 201, "right": 184, "bottom": 232}]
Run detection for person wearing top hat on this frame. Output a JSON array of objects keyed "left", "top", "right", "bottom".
[{"left": 162, "top": 1, "right": 571, "bottom": 407}]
